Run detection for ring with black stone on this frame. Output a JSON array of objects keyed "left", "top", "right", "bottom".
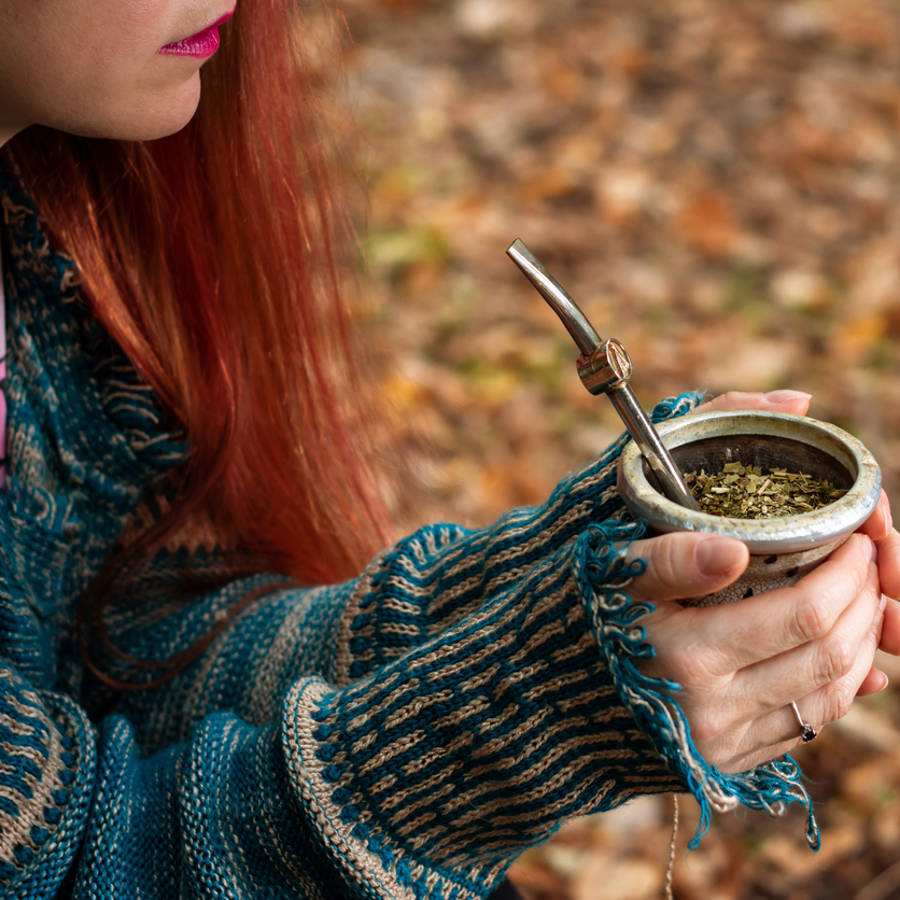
[{"left": 790, "top": 701, "right": 817, "bottom": 743}]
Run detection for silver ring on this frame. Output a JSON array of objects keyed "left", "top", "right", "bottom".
[{"left": 790, "top": 701, "right": 817, "bottom": 743}]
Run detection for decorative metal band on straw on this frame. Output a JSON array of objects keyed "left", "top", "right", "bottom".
[{"left": 506, "top": 239, "right": 698, "bottom": 511}]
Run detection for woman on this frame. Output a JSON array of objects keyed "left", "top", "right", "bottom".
[{"left": 1, "top": 1, "right": 898, "bottom": 897}]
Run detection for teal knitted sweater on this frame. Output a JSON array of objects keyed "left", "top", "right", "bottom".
[{"left": 0, "top": 171, "right": 815, "bottom": 899}]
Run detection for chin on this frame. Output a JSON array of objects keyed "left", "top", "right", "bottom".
[{"left": 71, "top": 77, "right": 203, "bottom": 142}]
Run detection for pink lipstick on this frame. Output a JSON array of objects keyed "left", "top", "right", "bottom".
[{"left": 159, "top": 7, "right": 235, "bottom": 58}]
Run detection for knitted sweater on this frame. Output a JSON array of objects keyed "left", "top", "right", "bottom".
[{"left": 0, "top": 171, "right": 815, "bottom": 899}]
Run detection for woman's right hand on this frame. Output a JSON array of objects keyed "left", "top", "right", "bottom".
[{"left": 629, "top": 530, "right": 883, "bottom": 774}]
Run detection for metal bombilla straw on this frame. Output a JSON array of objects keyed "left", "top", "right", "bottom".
[{"left": 506, "top": 239, "right": 698, "bottom": 511}]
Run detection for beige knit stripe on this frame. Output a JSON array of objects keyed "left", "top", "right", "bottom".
[
  {"left": 405, "top": 535, "right": 429, "bottom": 566},
  {"left": 443, "top": 739, "right": 628, "bottom": 820},
  {"left": 448, "top": 764, "right": 620, "bottom": 833},
  {"left": 400, "top": 820, "right": 461, "bottom": 854},
  {"left": 473, "top": 702, "right": 528, "bottom": 740},
  {"left": 350, "top": 728, "right": 378, "bottom": 757},
  {"left": 506, "top": 619, "right": 566, "bottom": 669},
  {"left": 378, "top": 622, "right": 421, "bottom": 639},
  {"left": 557, "top": 689, "right": 623, "bottom": 716},
  {"left": 0, "top": 708, "right": 48, "bottom": 737},
  {"left": 0, "top": 723, "right": 66, "bottom": 860},
  {"left": 626, "top": 771, "right": 681, "bottom": 788},
  {"left": 457, "top": 661, "right": 501, "bottom": 695},
  {"left": 373, "top": 571, "right": 436, "bottom": 602},
  {"left": 424, "top": 501, "right": 586, "bottom": 620},
  {"left": 434, "top": 828, "right": 556, "bottom": 869},
  {"left": 403, "top": 625, "right": 518, "bottom": 685},
  {"left": 423, "top": 529, "right": 569, "bottom": 628},
  {"left": 422, "top": 505, "right": 536, "bottom": 574},
  {"left": 516, "top": 569, "right": 577, "bottom": 634},
  {"left": 402, "top": 731, "right": 472, "bottom": 777},
  {"left": 362, "top": 721, "right": 519, "bottom": 828},
  {"left": 414, "top": 523, "right": 469, "bottom": 563},
  {"left": 520, "top": 669, "right": 601, "bottom": 703},
  {"left": 483, "top": 856, "right": 515, "bottom": 891},
  {"left": 381, "top": 776, "right": 456, "bottom": 816},
  {"left": 354, "top": 695, "right": 492, "bottom": 778},
  {"left": 564, "top": 602, "right": 587, "bottom": 628},
  {"left": 383, "top": 688, "right": 454, "bottom": 732},
  {"left": 423, "top": 572, "right": 497, "bottom": 625},
  {"left": 503, "top": 659, "right": 550, "bottom": 685},
  {"left": 7, "top": 684, "right": 44, "bottom": 716},
  {"left": 357, "top": 729, "right": 427, "bottom": 778},
  {"left": 444, "top": 821, "right": 586, "bottom": 870},
  {"left": 380, "top": 597, "right": 428, "bottom": 617},
  {"left": 389, "top": 547, "right": 452, "bottom": 585},
  {"left": 551, "top": 628, "right": 596, "bottom": 663},
  {"left": 341, "top": 668, "right": 422, "bottom": 732},
  {"left": 470, "top": 706, "right": 554, "bottom": 761},
  {"left": 454, "top": 513, "right": 574, "bottom": 590},
  {"left": 343, "top": 672, "right": 421, "bottom": 721},
  {"left": 466, "top": 713, "right": 589, "bottom": 781},
  {"left": 367, "top": 772, "right": 398, "bottom": 797},
  {"left": 423, "top": 775, "right": 618, "bottom": 866},
  {"left": 515, "top": 583, "right": 571, "bottom": 639}
]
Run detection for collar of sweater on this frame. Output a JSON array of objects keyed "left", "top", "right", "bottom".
[{"left": 0, "top": 168, "right": 187, "bottom": 604}]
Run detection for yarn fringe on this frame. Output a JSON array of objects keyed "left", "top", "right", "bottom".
[{"left": 576, "top": 522, "right": 820, "bottom": 851}]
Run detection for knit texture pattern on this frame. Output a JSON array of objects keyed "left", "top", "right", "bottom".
[{"left": 0, "top": 169, "right": 816, "bottom": 899}]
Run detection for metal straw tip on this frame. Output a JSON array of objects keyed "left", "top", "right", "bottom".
[{"left": 505, "top": 239, "right": 601, "bottom": 356}]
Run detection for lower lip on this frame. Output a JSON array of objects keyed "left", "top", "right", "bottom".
[
  {"left": 159, "top": 9, "right": 234, "bottom": 58},
  {"left": 159, "top": 24, "right": 220, "bottom": 58}
]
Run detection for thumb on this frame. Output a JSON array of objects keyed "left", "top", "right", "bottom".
[{"left": 627, "top": 532, "right": 749, "bottom": 602}]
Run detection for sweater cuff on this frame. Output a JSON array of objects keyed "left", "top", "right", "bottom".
[{"left": 282, "top": 526, "right": 680, "bottom": 900}]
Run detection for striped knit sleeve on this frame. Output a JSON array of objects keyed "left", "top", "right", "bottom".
[
  {"left": 74, "top": 526, "right": 685, "bottom": 900},
  {"left": 284, "top": 525, "right": 683, "bottom": 898}
]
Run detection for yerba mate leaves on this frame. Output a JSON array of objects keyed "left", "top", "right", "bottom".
[{"left": 685, "top": 462, "right": 846, "bottom": 519}]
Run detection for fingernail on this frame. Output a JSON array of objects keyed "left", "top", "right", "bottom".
[
  {"left": 696, "top": 537, "right": 745, "bottom": 576},
  {"left": 860, "top": 533, "right": 876, "bottom": 562},
  {"left": 764, "top": 390, "right": 812, "bottom": 404},
  {"left": 878, "top": 672, "right": 889, "bottom": 692}
]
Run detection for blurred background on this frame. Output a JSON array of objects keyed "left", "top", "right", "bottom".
[{"left": 333, "top": 1, "right": 900, "bottom": 897}]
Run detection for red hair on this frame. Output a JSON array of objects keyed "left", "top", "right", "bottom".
[{"left": 3, "top": 3, "right": 391, "bottom": 599}]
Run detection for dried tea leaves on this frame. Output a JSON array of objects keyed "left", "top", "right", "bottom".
[{"left": 684, "top": 461, "right": 847, "bottom": 519}]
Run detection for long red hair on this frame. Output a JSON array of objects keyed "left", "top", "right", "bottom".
[{"left": 2, "top": 4, "right": 391, "bottom": 599}]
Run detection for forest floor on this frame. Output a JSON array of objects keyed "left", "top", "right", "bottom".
[{"left": 331, "top": 1, "right": 900, "bottom": 896}]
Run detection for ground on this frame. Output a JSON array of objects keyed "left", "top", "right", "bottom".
[{"left": 329, "top": 2, "right": 900, "bottom": 896}]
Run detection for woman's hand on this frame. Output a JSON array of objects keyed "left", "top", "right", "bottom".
[
  {"left": 631, "top": 530, "right": 880, "bottom": 773},
  {"left": 625, "top": 388, "right": 900, "bottom": 773}
]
